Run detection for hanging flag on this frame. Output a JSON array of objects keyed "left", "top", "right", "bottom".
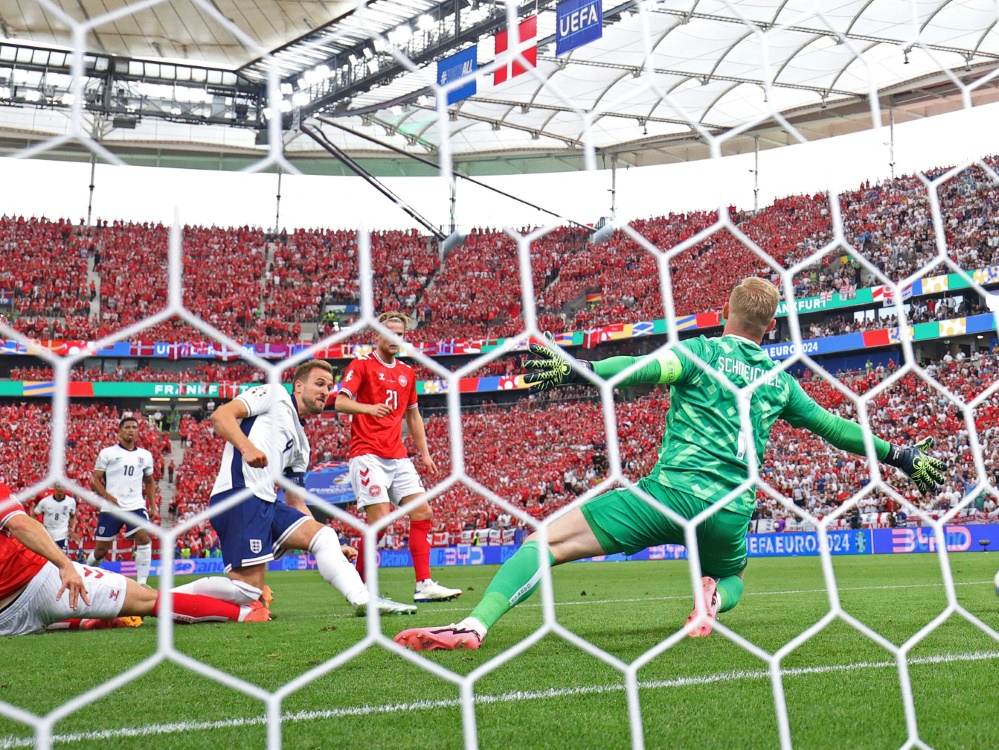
[
  {"left": 494, "top": 16, "right": 537, "bottom": 85},
  {"left": 437, "top": 45, "right": 478, "bottom": 106},
  {"left": 556, "top": 0, "right": 602, "bottom": 56}
]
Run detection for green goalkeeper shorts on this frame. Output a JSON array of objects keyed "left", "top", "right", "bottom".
[{"left": 579, "top": 477, "right": 750, "bottom": 579}]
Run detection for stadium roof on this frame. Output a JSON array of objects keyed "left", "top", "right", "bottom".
[{"left": 1, "top": 0, "right": 998, "bottom": 174}]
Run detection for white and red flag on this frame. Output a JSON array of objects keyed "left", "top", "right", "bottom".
[{"left": 494, "top": 16, "right": 537, "bottom": 85}]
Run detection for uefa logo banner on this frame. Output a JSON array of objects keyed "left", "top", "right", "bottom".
[{"left": 556, "top": 0, "right": 602, "bottom": 56}]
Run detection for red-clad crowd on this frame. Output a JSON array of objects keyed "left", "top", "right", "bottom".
[
  {"left": 94, "top": 221, "right": 270, "bottom": 343},
  {"left": 0, "top": 216, "right": 93, "bottom": 338},
  {"left": 0, "top": 403, "right": 167, "bottom": 550},
  {"left": 8, "top": 361, "right": 281, "bottom": 384},
  {"left": 3, "top": 157, "right": 999, "bottom": 348}
]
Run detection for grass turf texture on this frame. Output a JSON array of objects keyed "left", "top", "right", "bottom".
[{"left": 1, "top": 553, "right": 997, "bottom": 749}]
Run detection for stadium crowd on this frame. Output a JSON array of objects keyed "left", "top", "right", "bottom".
[{"left": 5, "top": 158, "right": 996, "bottom": 348}]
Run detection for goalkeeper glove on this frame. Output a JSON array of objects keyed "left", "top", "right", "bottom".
[
  {"left": 522, "top": 333, "right": 593, "bottom": 393},
  {"left": 883, "top": 437, "right": 947, "bottom": 494}
]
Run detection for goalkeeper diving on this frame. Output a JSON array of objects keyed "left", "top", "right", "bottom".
[{"left": 395, "top": 278, "right": 947, "bottom": 650}]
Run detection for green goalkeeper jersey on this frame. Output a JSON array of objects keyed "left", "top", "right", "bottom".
[{"left": 592, "top": 334, "right": 891, "bottom": 517}]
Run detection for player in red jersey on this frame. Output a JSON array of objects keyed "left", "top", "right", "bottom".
[
  {"left": 0, "top": 484, "right": 270, "bottom": 635},
  {"left": 335, "top": 312, "right": 461, "bottom": 603}
]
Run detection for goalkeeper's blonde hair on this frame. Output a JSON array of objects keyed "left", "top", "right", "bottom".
[
  {"left": 378, "top": 311, "right": 411, "bottom": 330},
  {"left": 729, "top": 278, "right": 780, "bottom": 336}
]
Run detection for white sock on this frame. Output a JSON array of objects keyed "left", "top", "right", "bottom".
[
  {"left": 134, "top": 544, "right": 152, "bottom": 585},
  {"left": 457, "top": 617, "right": 488, "bottom": 638},
  {"left": 85, "top": 552, "right": 98, "bottom": 566},
  {"left": 172, "top": 577, "right": 261, "bottom": 606},
  {"left": 310, "top": 527, "right": 368, "bottom": 607}
]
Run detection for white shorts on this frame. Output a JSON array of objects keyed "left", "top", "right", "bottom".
[
  {"left": 349, "top": 455, "right": 426, "bottom": 510},
  {"left": 0, "top": 562, "right": 128, "bottom": 636}
]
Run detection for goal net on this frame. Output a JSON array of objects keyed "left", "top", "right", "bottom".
[{"left": 1, "top": 1, "right": 998, "bottom": 748}]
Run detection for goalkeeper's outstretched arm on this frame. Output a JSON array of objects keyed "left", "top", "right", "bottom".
[
  {"left": 784, "top": 383, "right": 947, "bottom": 494},
  {"left": 522, "top": 334, "right": 683, "bottom": 392}
]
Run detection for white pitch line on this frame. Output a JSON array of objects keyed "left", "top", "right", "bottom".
[
  {"left": 2, "top": 650, "right": 997, "bottom": 749},
  {"left": 283, "top": 578, "right": 994, "bottom": 621}
]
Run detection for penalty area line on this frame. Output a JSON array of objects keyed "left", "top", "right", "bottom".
[{"left": 2, "top": 650, "right": 997, "bottom": 748}]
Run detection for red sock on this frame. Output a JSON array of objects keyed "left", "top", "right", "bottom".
[
  {"left": 410, "top": 519, "right": 433, "bottom": 582},
  {"left": 153, "top": 592, "right": 241, "bottom": 624},
  {"left": 47, "top": 619, "right": 84, "bottom": 631},
  {"left": 354, "top": 532, "right": 385, "bottom": 582},
  {"left": 355, "top": 535, "right": 366, "bottom": 582}
]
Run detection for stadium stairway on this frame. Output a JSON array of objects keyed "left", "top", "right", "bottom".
[
  {"left": 157, "top": 437, "right": 186, "bottom": 529},
  {"left": 87, "top": 248, "right": 100, "bottom": 319}
]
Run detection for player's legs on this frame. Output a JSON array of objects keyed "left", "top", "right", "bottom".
[
  {"left": 86, "top": 538, "right": 113, "bottom": 566},
  {"left": 396, "top": 479, "right": 707, "bottom": 651},
  {"left": 462, "top": 508, "right": 603, "bottom": 627},
  {"left": 277, "top": 512, "right": 415, "bottom": 615},
  {"left": 47, "top": 573, "right": 269, "bottom": 629},
  {"left": 124, "top": 517, "right": 153, "bottom": 586},
  {"left": 356, "top": 500, "right": 391, "bottom": 582},
  {"left": 18, "top": 562, "right": 129, "bottom": 634},
  {"left": 280, "top": 516, "right": 367, "bottom": 607},
  {"left": 394, "top": 506, "right": 605, "bottom": 651},
  {"left": 89, "top": 512, "right": 128, "bottom": 565},
  {"left": 118, "top": 578, "right": 267, "bottom": 623},
  {"left": 397, "top": 492, "right": 461, "bottom": 602},
  {"left": 175, "top": 491, "right": 276, "bottom": 607},
  {"left": 172, "top": 573, "right": 264, "bottom": 606},
  {"left": 688, "top": 507, "right": 749, "bottom": 634},
  {"left": 349, "top": 456, "right": 391, "bottom": 582}
]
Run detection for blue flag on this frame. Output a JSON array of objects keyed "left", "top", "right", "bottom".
[
  {"left": 437, "top": 46, "right": 478, "bottom": 106},
  {"left": 556, "top": 0, "right": 602, "bottom": 56}
]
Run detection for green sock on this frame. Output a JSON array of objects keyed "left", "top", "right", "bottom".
[
  {"left": 716, "top": 575, "right": 744, "bottom": 613},
  {"left": 467, "top": 541, "right": 555, "bottom": 631}
]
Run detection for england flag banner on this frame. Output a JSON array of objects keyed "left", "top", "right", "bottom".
[
  {"left": 437, "top": 45, "right": 478, "bottom": 105},
  {"left": 556, "top": 0, "right": 602, "bottom": 56}
]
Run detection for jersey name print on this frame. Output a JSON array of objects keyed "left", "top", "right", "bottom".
[
  {"left": 654, "top": 334, "right": 821, "bottom": 516},
  {"left": 340, "top": 353, "right": 418, "bottom": 460}
]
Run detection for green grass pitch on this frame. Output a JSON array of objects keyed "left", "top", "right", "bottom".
[{"left": 1, "top": 553, "right": 997, "bottom": 749}]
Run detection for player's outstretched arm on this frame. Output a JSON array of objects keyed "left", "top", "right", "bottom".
[
  {"left": 5, "top": 513, "right": 89, "bottom": 609},
  {"left": 786, "top": 386, "right": 947, "bottom": 494},
  {"left": 522, "top": 332, "right": 683, "bottom": 393}
]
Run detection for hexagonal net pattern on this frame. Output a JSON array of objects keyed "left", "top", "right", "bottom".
[{"left": 1, "top": 1, "right": 999, "bottom": 749}]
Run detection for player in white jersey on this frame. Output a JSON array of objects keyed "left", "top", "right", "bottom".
[
  {"left": 33, "top": 485, "right": 77, "bottom": 552},
  {"left": 171, "top": 360, "right": 416, "bottom": 616},
  {"left": 86, "top": 416, "right": 156, "bottom": 585}
]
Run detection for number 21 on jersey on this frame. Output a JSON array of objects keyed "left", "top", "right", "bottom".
[{"left": 384, "top": 389, "right": 398, "bottom": 410}]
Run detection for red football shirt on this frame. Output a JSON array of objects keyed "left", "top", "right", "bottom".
[
  {"left": 0, "top": 497, "right": 48, "bottom": 601},
  {"left": 340, "top": 352, "right": 419, "bottom": 460}
]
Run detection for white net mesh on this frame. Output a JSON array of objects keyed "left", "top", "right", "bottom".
[{"left": 1, "top": 0, "right": 999, "bottom": 748}]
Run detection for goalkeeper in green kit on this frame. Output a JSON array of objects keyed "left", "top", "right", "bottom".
[{"left": 395, "top": 278, "right": 947, "bottom": 650}]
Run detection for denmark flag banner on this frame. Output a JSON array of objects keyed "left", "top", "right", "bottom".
[{"left": 494, "top": 16, "right": 537, "bottom": 85}]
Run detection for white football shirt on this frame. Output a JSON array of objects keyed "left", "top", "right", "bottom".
[
  {"left": 94, "top": 444, "right": 154, "bottom": 511},
  {"left": 34, "top": 495, "right": 77, "bottom": 542},
  {"left": 210, "top": 385, "right": 311, "bottom": 503}
]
